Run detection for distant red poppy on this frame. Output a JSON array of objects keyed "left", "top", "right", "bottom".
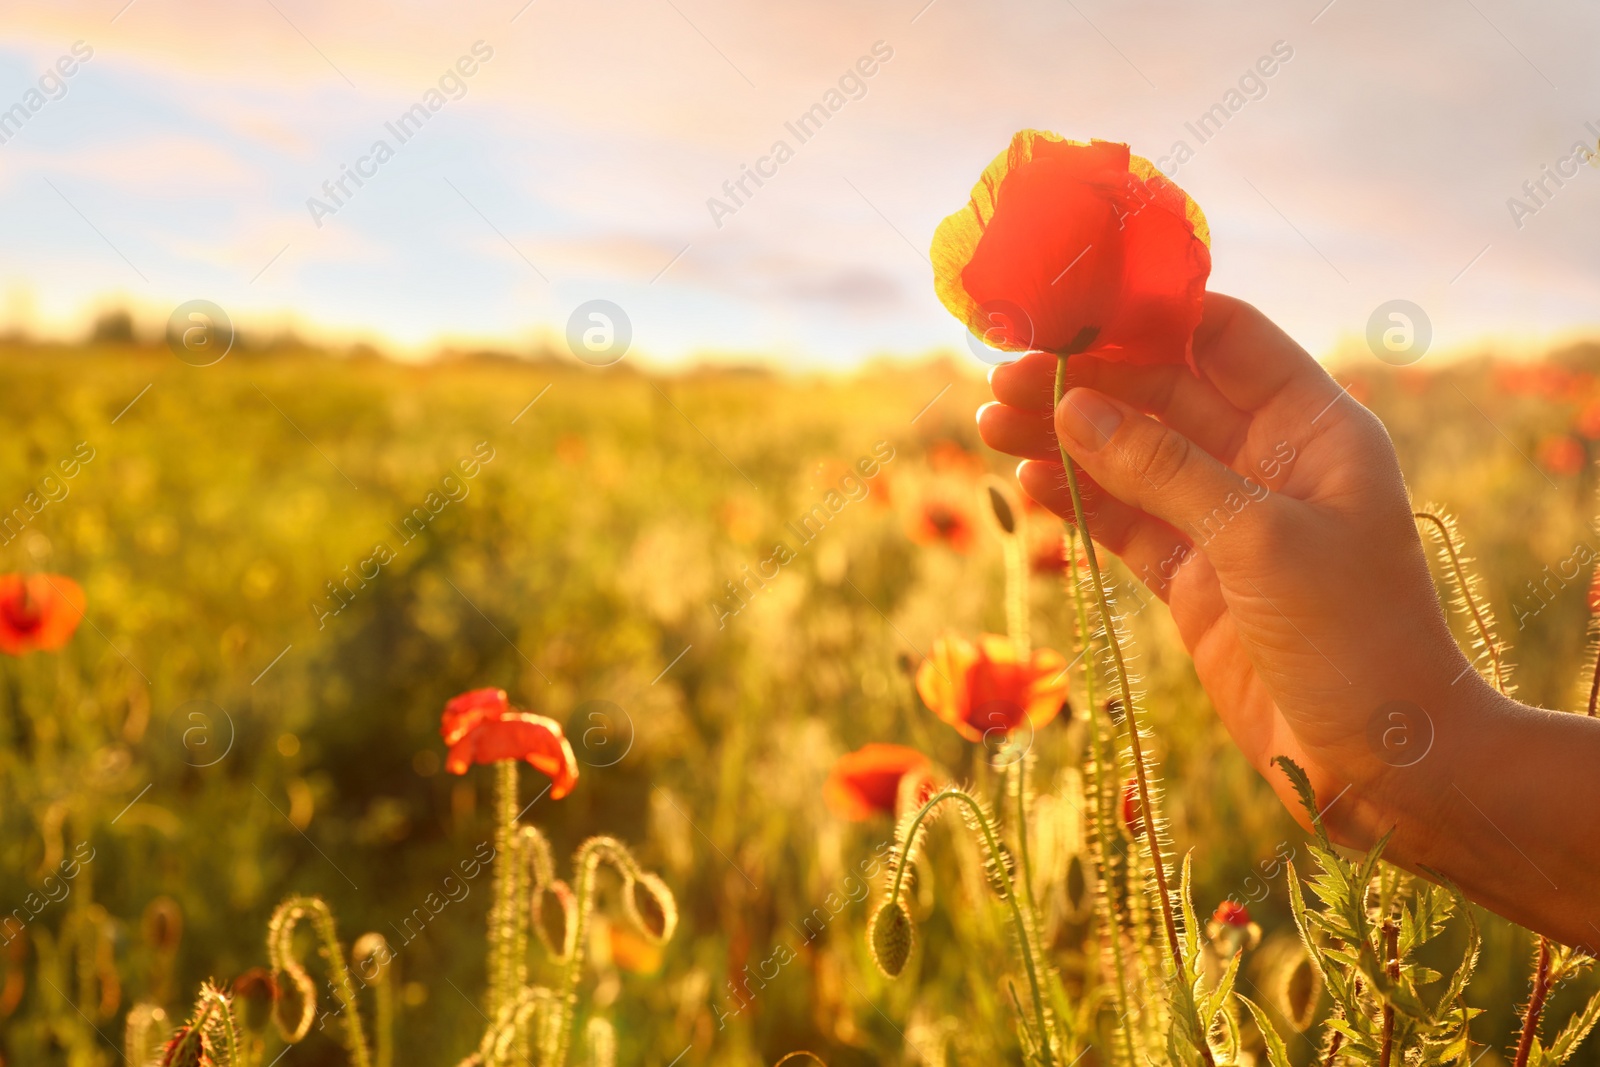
[
  {"left": 927, "top": 439, "right": 984, "bottom": 479},
  {"left": 1029, "top": 534, "right": 1087, "bottom": 575},
  {"left": 1576, "top": 398, "right": 1600, "bottom": 440},
  {"left": 911, "top": 499, "right": 976, "bottom": 553},
  {"left": 932, "top": 130, "right": 1211, "bottom": 365},
  {"left": 1120, "top": 779, "right": 1143, "bottom": 837},
  {"left": 1030, "top": 537, "right": 1067, "bottom": 574},
  {"left": 0, "top": 574, "right": 85, "bottom": 656},
  {"left": 824, "top": 743, "right": 934, "bottom": 821},
  {"left": 1536, "top": 434, "right": 1585, "bottom": 476},
  {"left": 440, "top": 687, "right": 578, "bottom": 799},
  {"left": 1213, "top": 900, "right": 1252, "bottom": 928},
  {"left": 915, "top": 632, "right": 1069, "bottom": 742}
]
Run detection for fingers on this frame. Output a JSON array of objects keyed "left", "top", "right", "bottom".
[
  {"left": 1054, "top": 386, "right": 1266, "bottom": 569},
  {"left": 978, "top": 401, "right": 1056, "bottom": 460},
  {"left": 1015, "top": 459, "right": 1192, "bottom": 600},
  {"left": 989, "top": 350, "right": 1251, "bottom": 465},
  {"left": 1190, "top": 293, "right": 1342, "bottom": 417}
]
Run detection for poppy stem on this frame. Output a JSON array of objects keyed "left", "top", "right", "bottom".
[
  {"left": 1513, "top": 937, "right": 1552, "bottom": 1067},
  {"left": 1069, "top": 525, "right": 1138, "bottom": 1067},
  {"left": 1054, "top": 353, "right": 1195, "bottom": 1045},
  {"left": 489, "top": 759, "right": 521, "bottom": 1024},
  {"left": 891, "top": 788, "right": 1058, "bottom": 1066},
  {"left": 1586, "top": 636, "right": 1600, "bottom": 717},
  {"left": 996, "top": 498, "right": 1042, "bottom": 929}
]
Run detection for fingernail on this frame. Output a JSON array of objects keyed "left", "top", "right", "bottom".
[
  {"left": 975, "top": 400, "right": 998, "bottom": 425},
  {"left": 1057, "top": 388, "right": 1122, "bottom": 450}
]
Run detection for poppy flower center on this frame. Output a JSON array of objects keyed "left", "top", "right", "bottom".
[{"left": 1, "top": 589, "right": 42, "bottom": 633}]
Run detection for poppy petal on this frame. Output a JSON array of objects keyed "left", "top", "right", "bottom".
[
  {"left": 932, "top": 130, "right": 1210, "bottom": 363},
  {"left": 445, "top": 712, "right": 579, "bottom": 799},
  {"left": 824, "top": 743, "right": 932, "bottom": 821},
  {"left": 440, "top": 687, "right": 510, "bottom": 745},
  {"left": 0, "top": 574, "right": 86, "bottom": 656}
]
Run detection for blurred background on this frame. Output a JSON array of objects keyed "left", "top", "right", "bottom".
[{"left": 1, "top": 1, "right": 1599, "bottom": 1065}]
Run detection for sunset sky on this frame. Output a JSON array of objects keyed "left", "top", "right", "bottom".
[{"left": 1, "top": 0, "right": 1596, "bottom": 369}]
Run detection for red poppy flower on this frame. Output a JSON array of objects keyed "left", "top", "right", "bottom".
[
  {"left": 0, "top": 574, "right": 86, "bottom": 655},
  {"left": 932, "top": 130, "right": 1211, "bottom": 365},
  {"left": 1029, "top": 534, "right": 1086, "bottom": 575},
  {"left": 1120, "top": 778, "right": 1143, "bottom": 837},
  {"left": 1536, "top": 434, "right": 1585, "bottom": 476},
  {"left": 1213, "top": 900, "right": 1252, "bottom": 928},
  {"left": 1576, "top": 398, "right": 1600, "bottom": 441},
  {"left": 911, "top": 499, "right": 976, "bottom": 553},
  {"left": 824, "top": 743, "right": 934, "bottom": 821},
  {"left": 915, "top": 632, "right": 1069, "bottom": 742},
  {"left": 439, "top": 687, "right": 578, "bottom": 799}
]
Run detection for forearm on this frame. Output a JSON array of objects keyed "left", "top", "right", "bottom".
[{"left": 1342, "top": 680, "right": 1600, "bottom": 949}]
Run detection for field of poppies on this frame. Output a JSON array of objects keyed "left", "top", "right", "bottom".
[{"left": 1, "top": 324, "right": 1599, "bottom": 1067}]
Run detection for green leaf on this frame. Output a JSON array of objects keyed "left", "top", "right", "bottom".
[
  {"left": 1178, "top": 850, "right": 1200, "bottom": 980},
  {"left": 1239, "top": 995, "right": 1293, "bottom": 1067},
  {"left": 1272, "top": 756, "right": 1328, "bottom": 847},
  {"left": 1202, "top": 949, "right": 1242, "bottom": 1028},
  {"left": 1542, "top": 985, "right": 1600, "bottom": 1066}
]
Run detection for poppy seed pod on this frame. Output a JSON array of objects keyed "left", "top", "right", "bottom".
[
  {"left": 351, "top": 933, "right": 392, "bottom": 984},
  {"left": 142, "top": 897, "right": 184, "bottom": 955},
  {"left": 868, "top": 898, "right": 914, "bottom": 979},
  {"left": 623, "top": 871, "right": 678, "bottom": 946},
  {"left": 986, "top": 484, "right": 1016, "bottom": 535},
  {"left": 230, "top": 968, "right": 278, "bottom": 1034},
  {"left": 270, "top": 963, "right": 316, "bottom": 1043},
  {"left": 1280, "top": 949, "right": 1322, "bottom": 1031},
  {"left": 532, "top": 878, "right": 577, "bottom": 960}
]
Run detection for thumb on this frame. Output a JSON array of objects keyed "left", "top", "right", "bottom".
[{"left": 1055, "top": 386, "right": 1262, "bottom": 561}]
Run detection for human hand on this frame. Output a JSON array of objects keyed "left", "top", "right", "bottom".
[{"left": 976, "top": 292, "right": 1480, "bottom": 849}]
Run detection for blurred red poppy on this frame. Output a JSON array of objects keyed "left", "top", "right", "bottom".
[
  {"left": 1576, "top": 398, "right": 1600, "bottom": 440},
  {"left": 440, "top": 687, "right": 578, "bottom": 798},
  {"left": 0, "top": 574, "right": 85, "bottom": 656},
  {"left": 911, "top": 499, "right": 976, "bottom": 553},
  {"left": 927, "top": 439, "right": 984, "bottom": 479},
  {"left": 932, "top": 130, "right": 1211, "bottom": 365},
  {"left": 1536, "top": 433, "right": 1585, "bottom": 476},
  {"left": 1212, "top": 900, "right": 1251, "bottom": 928},
  {"left": 1120, "top": 778, "right": 1143, "bottom": 837},
  {"left": 824, "top": 743, "right": 933, "bottom": 821},
  {"left": 915, "top": 632, "right": 1069, "bottom": 742}
]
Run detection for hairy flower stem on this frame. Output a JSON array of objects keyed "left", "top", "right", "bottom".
[
  {"left": 489, "top": 760, "right": 520, "bottom": 1025},
  {"left": 1069, "top": 526, "right": 1136, "bottom": 1067},
  {"left": 997, "top": 507, "right": 1042, "bottom": 929},
  {"left": 1513, "top": 937, "right": 1552, "bottom": 1067},
  {"left": 1053, "top": 354, "right": 1189, "bottom": 998},
  {"left": 1378, "top": 920, "right": 1398, "bottom": 1067},
  {"left": 1414, "top": 511, "right": 1506, "bottom": 692},
  {"left": 893, "top": 789, "right": 1057, "bottom": 1067},
  {"left": 1587, "top": 641, "right": 1600, "bottom": 717},
  {"left": 1010, "top": 764, "right": 1042, "bottom": 929}
]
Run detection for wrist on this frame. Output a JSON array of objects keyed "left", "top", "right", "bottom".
[{"left": 1323, "top": 670, "right": 1507, "bottom": 864}]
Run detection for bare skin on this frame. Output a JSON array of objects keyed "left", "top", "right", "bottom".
[{"left": 977, "top": 291, "right": 1600, "bottom": 949}]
